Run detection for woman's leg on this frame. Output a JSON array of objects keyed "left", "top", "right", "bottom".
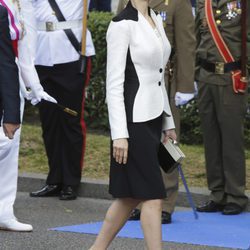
[
  {"left": 140, "top": 199, "right": 163, "bottom": 250},
  {"left": 90, "top": 198, "right": 141, "bottom": 250}
]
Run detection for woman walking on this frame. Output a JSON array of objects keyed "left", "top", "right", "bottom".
[{"left": 90, "top": 0, "right": 176, "bottom": 249}]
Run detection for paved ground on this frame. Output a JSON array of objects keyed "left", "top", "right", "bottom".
[{"left": 0, "top": 192, "right": 233, "bottom": 250}]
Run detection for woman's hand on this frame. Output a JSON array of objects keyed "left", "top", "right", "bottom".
[
  {"left": 113, "top": 138, "right": 128, "bottom": 164},
  {"left": 162, "top": 129, "right": 177, "bottom": 144}
]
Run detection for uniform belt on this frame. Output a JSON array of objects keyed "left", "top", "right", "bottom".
[
  {"left": 37, "top": 20, "right": 82, "bottom": 32},
  {"left": 200, "top": 59, "right": 241, "bottom": 74}
]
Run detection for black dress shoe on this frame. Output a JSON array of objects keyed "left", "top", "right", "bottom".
[
  {"left": 59, "top": 186, "right": 77, "bottom": 200},
  {"left": 222, "top": 203, "right": 244, "bottom": 215},
  {"left": 128, "top": 209, "right": 141, "bottom": 221},
  {"left": 162, "top": 211, "right": 172, "bottom": 224},
  {"left": 196, "top": 200, "right": 224, "bottom": 212},
  {"left": 30, "top": 184, "right": 61, "bottom": 197}
]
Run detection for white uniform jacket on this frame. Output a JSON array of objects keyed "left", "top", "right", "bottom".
[
  {"left": 106, "top": 1, "right": 175, "bottom": 140},
  {"left": 33, "top": 0, "right": 95, "bottom": 66}
]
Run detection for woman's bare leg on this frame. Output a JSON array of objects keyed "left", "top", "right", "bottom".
[
  {"left": 89, "top": 198, "right": 141, "bottom": 250},
  {"left": 140, "top": 199, "right": 163, "bottom": 250}
]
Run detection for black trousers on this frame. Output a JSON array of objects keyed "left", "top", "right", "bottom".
[{"left": 36, "top": 60, "right": 90, "bottom": 187}]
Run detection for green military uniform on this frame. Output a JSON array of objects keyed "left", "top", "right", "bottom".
[
  {"left": 117, "top": 0, "right": 196, "bottom": 214},
  {"left": 196, "top": 0, "right": 250, "bottom": 208}
]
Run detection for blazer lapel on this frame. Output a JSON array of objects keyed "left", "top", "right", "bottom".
[{"left": 150, "top": 9, "right": 170, "bottom": 62}]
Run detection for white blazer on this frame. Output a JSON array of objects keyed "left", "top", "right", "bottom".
[{"left": 106, "top": 1, "right": 175, "bottom": 140}]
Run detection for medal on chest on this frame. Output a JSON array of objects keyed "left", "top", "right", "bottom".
[
  {"left": 160, "top": 11, "right": 167, "bottom": 27},
  {"left": 226, "top": 0, "right": 241, "bottom": 20},
  {"left": 160, "top": 11, "right": 167, "bottom": 21}
]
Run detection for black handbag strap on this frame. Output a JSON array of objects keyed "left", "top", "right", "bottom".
[{"left": 48, "top": 0, "right": 80, "bottom": 54}]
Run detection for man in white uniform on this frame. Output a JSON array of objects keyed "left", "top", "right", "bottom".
[
  {"left": 0, "top": 0, "right": 56, "bottom": 232},
  {"left": 30, "top": 0, "right": 95, "bottom": 200}
]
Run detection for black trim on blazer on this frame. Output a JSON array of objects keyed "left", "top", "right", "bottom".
[
  {"left": 113, "top": 1, "right": 138, "bottom": 22},
  {"left": 124, "top": 48, "right": 139, "bottom": 122},
  {"left": 113, "top": 1, "right": 152, "bottom": 22}
]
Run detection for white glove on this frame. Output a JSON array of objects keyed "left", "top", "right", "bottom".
[
  {"left": 175, "top": 92, "right": 195, "bottom": 107},
  {"left": 26, "top": 84, "right": 57, "bottom": 106},
  {"left": 19, "top": 76, "right": 29, "bottom": 99}
]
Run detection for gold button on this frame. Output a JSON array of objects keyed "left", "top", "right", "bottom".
[
  {"left": 216, "top": 19, "right": 221, "bottom": 25},
  {"left": 216, "top": 9, "right": 221, "bottom": 14}
]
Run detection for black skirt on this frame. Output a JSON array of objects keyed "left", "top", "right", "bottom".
[{"left": 109, "top": 115, "right": 166, "bottom": 199}]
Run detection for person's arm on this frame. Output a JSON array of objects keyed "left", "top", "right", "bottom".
[
  {"left": 173, "top": 0, "right": 196, "bottom": 94},
  {"left": 106, "top": 20, "right": 130, "bottom": 140},
  {"left": 106, "top": 20, "right": 130, "bottom": 164},
  {"left": 194, "top": 0, "right": 202, "bottom": 81},
  {"left": 0, "top": 6, "right": 20, "bottom": 139},
  {"left": 0, "top": 6, "right": 20, "bottom": 133},
  {"left": 17, "top": 0, "right": 56, "bottom": 105}
]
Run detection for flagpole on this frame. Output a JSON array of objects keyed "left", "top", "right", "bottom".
[{"left": 80, "top": 0, "right": 88, "bottom": 73}]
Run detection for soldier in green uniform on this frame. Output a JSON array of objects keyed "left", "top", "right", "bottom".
[
  {"left": 196, "top": 0, "right": 250, "bottom": 215},
  {"left": 117, "top": 0, "right": 196, "bottom": 223}
]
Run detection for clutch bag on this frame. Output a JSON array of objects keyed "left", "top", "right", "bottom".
[{"left": 158, "top": 139, "right": 185, "bottom": 173}]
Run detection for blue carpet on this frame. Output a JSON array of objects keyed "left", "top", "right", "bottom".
[{"left": 51, "top": 211, "right": 250, "bottom": 249}]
